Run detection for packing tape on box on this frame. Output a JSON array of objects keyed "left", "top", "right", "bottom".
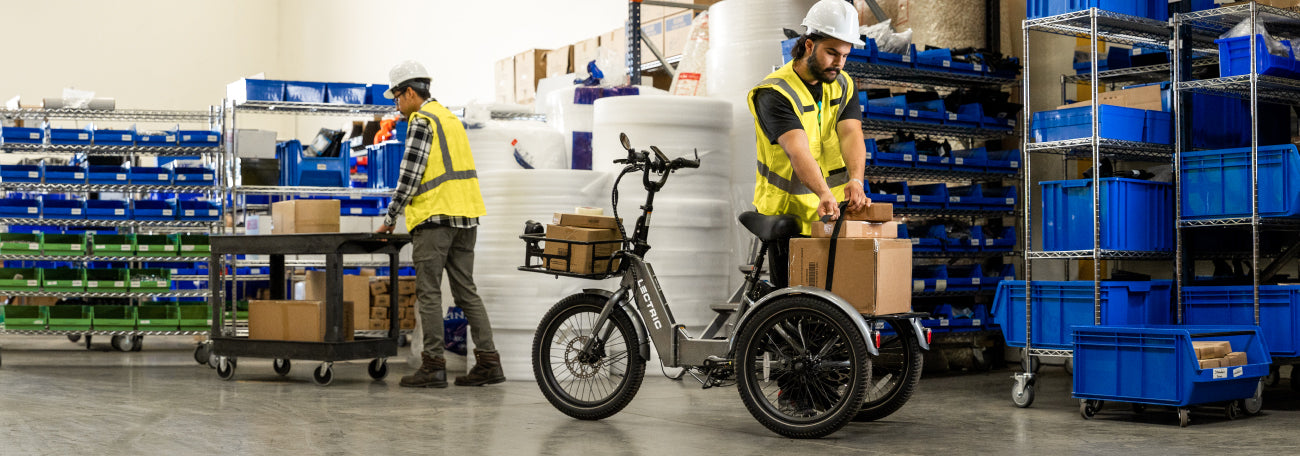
[{"left": 575, "top": 206, "right": 604, "bottom": 216}]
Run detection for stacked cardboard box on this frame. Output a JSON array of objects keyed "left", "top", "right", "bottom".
[
  {"left": 789, "top": 201, "right": 912, "bottom": 315},
  {"left": 1193, "top": 341, "right": 1249, "bottom": 369},
  {"left": 545, "top": 213, "right": 622, "bottom": 274},
  {"left": 810, "top": 202, "right": 900, "bottom": 239},
  {"left": 368, "top": 276, "right": 417, "bottom": 330}
]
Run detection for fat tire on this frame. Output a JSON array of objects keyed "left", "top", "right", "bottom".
[
  {"left": 533, "top": 293, "right": 645, "bottom": 421},
  {"left": 853, "top": 319, "right": 923, "bottom": 422}
]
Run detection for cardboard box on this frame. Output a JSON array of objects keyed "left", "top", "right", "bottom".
[
  {"left": 248, "top": 300, "right": 354, "bottom": 342},
  {"left": 846, "top": 202, "right": 894, "bottom": 222},
  {"left": 603, "top": 28, "right": 627, "bottom": 58},
  {"left": 1193, "top": 341, "right": 1232, "bottom": 360},
  {"left": 811, "top": 221, "right": 899, "bottom": 239},
  {"left": 372, "top": 294, "right": 391, "bottom": 308},
  {"left": 1058, "top": 84, "right": 1163, "bottom": 111},
  {"left": 369, "top": 278, "right": 389, "bottom": 296},
  {"left": 663, "top": 11, "right": 695, "bottom": 57},
  {"left": 401, "top": 294, "right": 416, "bottom": 309},
  {"left": 370, "top": 319, "right": 387, "bottom": 330},
  {"left": 397, "top": 277, "right": 416, "bottom": 296},
  {"left": 1224, "top": 351, "right": 1248, "bottom": 367},
  {"left": 546, "top": 45, "right": 573, "bottom": 78},
  {"left": 302, "top": 270, "right": 372, "bottom": 332},
  {"left": 514, "top": 49, "right": 549, "bottom": 104},
  {"left": 494, "top": 57, "right": 515, "bottom": 104},
  {"left": 553, "top": 213, "right": 621, "bottom": 229},
  {"left": 640, "top": 17, "right": 666, "bottom": 65},
  {"left": 370, "top": 306, "right": 389, "bottom": 320},
  {"left": 271, "top": 199, "right": 340, "bottom": 234},
  {"left": 573, "top": 37, "right": 601, "bottom": 72},
  {"left": 400, "top": 318, "right": 416, "bottom": 330},
  {"left": 544, "top": 225, "right": 621, "bottom": 274},
  {"left": 788, "top": 238, "right": 913, "bottom": 315},
  {"left": 1199, "top": 358, "right": 1223, "bottom": 369}
]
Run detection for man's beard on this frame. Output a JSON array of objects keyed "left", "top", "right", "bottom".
[{"left": 805, "top": 52, "right": 840, "bottom": 84}]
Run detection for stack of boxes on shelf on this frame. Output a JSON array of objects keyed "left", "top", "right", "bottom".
[
  {"left": 1193, "top": 340, "right": 1249, "bottom": 369},
  {"left": 367, "top": 275, "right": 416, "bottom": 331}
]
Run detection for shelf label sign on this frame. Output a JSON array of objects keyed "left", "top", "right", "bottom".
[
  {"left": 28, "top": 133, "right": 39, "bottom": 139},
  {"left": 185, "top": 210, "right": 194, "bottom": 216},
  {"left": 973, "top": 63, "right": 983, "bottom": 72},
  {"left": 949, "top": 196, "right": 961, "bottom": 203},
  {"left": 911, "top": 238, "right": 920, "bottom": 245},
  {"left": 71, "top": 209, "right": 81, "bottom": 215},
  {"left": 934, "top": 279, "right": 947, "bottom": 292},
  {"left": 78, "top": 133, "right": 88, "bottom": 140},
  {"left": 949, "top": 113, "right": 959, "bottom": 121},
  {"left": 903, "top": 155, "right": 912, "bottom": 162},
  {"left": 1010, "top": 161, "right": 1020, "bottom": 168},
  {"left": 121, "top": 134, "right": 131, "bottom": 141},
  {"left": 908, "top": 110, "right": 920, "bottom": 118},
  {"left": 942, "top": 60, "right": 951, "bottom": 68},
  {"left": 1233, "top": 367, "right": 1244, "bottom": 378},
  {"left": 72, "top": 280, "right": 82, "bottom": 286},
  {"left": 140, "top": 320, "right": 151, "bottom": 325},
  {"left": 27, "top": 172, "right": 37, "bottom": 178},
  {"left": 893, "top": 108, "right": 905, "bottom": 116},
  {"left": 940, "top": 319, "right": 950, "bottom": 326},
  {"left": 115, "top": 209, "right": 125, "bottom": 215},
  {"left": 121, "top": 245, "right": 130, "bottom": 251},
  {"left": 1213, "top": 368, "right": 1227, "bottom": 379},
  {"left": 913, "top": 280, "right": 925, "bottom": 292},
  {"left": 115, "top": 281, "right": 125, "bottom": 287},
  {"left": 954, "top": 158, "right": 964, "bottom": 165},
  {"left": 972, "top": 319, "right": 981, "bottom": 326},
  {"left": 26, "top": 207, "right": 36, "bottom": 214},
  {"left": 131, "top": 281, "right": 140, "bottom": 287},
  {"left": 158, "top": 174, "right": 168, "bottom": 181},
  {"left": 911, "top": 196, "right": 921, "bottom": 203},
  {"left": 163, "top": 210, "right": 173, "bottom": 216},
  {"left": 865, "top": 152, "right": 873, "bottom": 159},
  {"left": 116, "top": 175, "right": 125, "bottom": 180},
  {"left": 26, "top": 280, "right": 37, "bottom": 287},
  {"left": 317, "top": 164, "right": 328, "bottom": 170},
  {"left": 972, "top": 278, "right": 981, "bottom": 285}
]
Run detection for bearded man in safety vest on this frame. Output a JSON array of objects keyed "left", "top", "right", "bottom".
[
  {"left": 377, "top": 60, "right": 504, "bottom": 388},
  {"left": 749, "top": 0, "right": 870, "bottom": 288}
]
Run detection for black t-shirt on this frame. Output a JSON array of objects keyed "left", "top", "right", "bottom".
[{"left": 754, "top": 78, "right": 863, "bottom": 145}]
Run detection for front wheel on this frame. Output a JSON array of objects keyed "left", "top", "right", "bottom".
[
  {"left": 533, "top": 293, "right": 646, "bottom": 421},
  {"left": 734, "top": 296, "right": 869, "bottom": 439},
  {"left": 853, "top": 319, "right": 923, "bottom": 422}
]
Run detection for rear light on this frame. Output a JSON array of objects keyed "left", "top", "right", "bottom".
[
  {"left": 875, "top": 332, "right": 882, "bottom": 348},
  {"left": 926, "top": 328, "right": 933, "bottom": 345}
]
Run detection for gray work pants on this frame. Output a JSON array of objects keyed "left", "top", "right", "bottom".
[{"left": 412, "top": 224, "right": 495, "bottom": 359}]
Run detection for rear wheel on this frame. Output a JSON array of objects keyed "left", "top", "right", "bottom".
[
  {"left": 533, "top": 293, "right": 645, "bottom": 421},
  {"left": 735, "top": 296, "right": 868, "bottom": 439},
  {"left": 853, "top": 319, "right": 923, "bottom": 422}
]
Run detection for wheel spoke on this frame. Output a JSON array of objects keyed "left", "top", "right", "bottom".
[{"left": 774, "top": 321, "right": 806, "bottom": 355}]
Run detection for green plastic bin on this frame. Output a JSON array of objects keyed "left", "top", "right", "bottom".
[
  {"left": 91, "top": 234, "right": 135, "bottom": 256},
  {"left": 42, "top": 268, "right": 86, "bottom": 292},
  {"left": 48, "top": 305, "right": 93, "bottom": 330},
  {"left": 135, "top": 234, "right": 177, "bottom": 257},
  {"left": 137, "top": 305, "right": 180, "bottom": 330},
  {"left": 178, "top": 305, "right": 212, "bottom": 330},
  {"left": 173, "top": 234, "right": 210, "bottom": 258},
  {"left": 2, "top": 306, "right": 47, "bottom": 329},
  {"left": 129, "top": 268, "right": 171, "bottom": 293},
  {"left": 0, "top": 233, "right": 41, "bottom": 255},
  {"left": 85, "top": 269, "right": 128, "bottom": 292},
  {"left": 90, "top": 306, "right": 134, "bottom": 331},
  {"left": 0, "top": 268, "right": 42, "bottom": 290},
  {"left": 42, "top": 234, "right": 86, "bottom": 256}
]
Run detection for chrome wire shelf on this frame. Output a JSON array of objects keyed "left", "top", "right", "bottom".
[
  {"left": 1177, "top": 75, "right": 1300, "bottom": 105},
  {"left": 1180, "top": 217, "right": 1300, "bottom": 228},
  {"left": 0, "top": 290, "right": 210, "bottom": 298},
  {"left": 0, "top": 108, "right": 217, "bottom": 122},
  {"left": 913, "top": 250, "right": 1018, "bottom": 259},
  {"left": 894, "top": 208, "right": 1016, "bottom": 218},
  {"left": 844, "top": 61, "right": 1018, "bottom": 90},
  {"left": 864, "top": 165, "right": 1018, "bottom": 183},
  {"left": 913, "top": 289, "right": 996, "bottom": 298},
  {"left": 1026, "top": 138, "right": 1173, "bottom": 161},
  {"left": 231, "top": 101, "right": 396, "bottom": 116},
  {"left": 1026, "top": 348, "right": 1073, "bottom": 358},
  {"left": 0, "top": 255, "right": 203, "bottom": 263},
  {"left": 0, "top": 218, "right": 220, "bottom": 229},
  {"left": 0, "top": 329, "right": 210, "bottom": 336},
  {"left": 489, "top": 111, "right": 547, "bottom": 122},
  {"left": 234, "top": 186, "right": 394, "bottom": 197},
  {"left": 1023, "top": 9, "right": 1172, "bottom": 49},
  {"left": 1177, "top": 4, "right": 1300, "bottom": 50},
  {"left": 1026, "top": 250, "right": 1174, "bottom": 260},
  {"left": 861, "top": 118, "right": 1014, "bottom": 140},
  {"left": 0, "top": 183, "right": 218, "bottom": 193},
  {"left": 0, "top": 144, "right": 221, "bottom": 156},
  {"left": 1063, "top": 59, "right": 1218, "bottom": 86},
  {"left": 639, "top": 54, "right": 683, "bottom": 73},
  {"left": 228, "top": 260, "right": 409, "bottom": 268}
]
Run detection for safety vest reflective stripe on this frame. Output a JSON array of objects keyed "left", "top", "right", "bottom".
[
  {"left": 412, "top": 112, "right": 478, "bottom": 198},
  {"left": 758, "top": 78, "right": 816, "bottom": 113},
  {"left": 755, "top": 161, "right": 849, "bottom": 195},
  {"left": 830, "top": 73, "right": 850, "bottom": 107}
]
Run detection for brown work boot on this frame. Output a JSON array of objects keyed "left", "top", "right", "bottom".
[
  {"left": 400, "top": 353, "right": 447, "bottom": 388},
  {"left": 455, "top": 349, "right": 506, "bottom": 386}
]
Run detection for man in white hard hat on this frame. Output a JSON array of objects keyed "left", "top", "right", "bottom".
[
  {"left": 748, "top": 0, "right": 870, "bottom": 289},
  {"left": 375, "top": 60, "right": 504, "bottom": 388}
]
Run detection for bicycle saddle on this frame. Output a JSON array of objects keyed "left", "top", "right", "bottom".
[{"left": 739, "top": 211, "right": 801, "bottom": 243}]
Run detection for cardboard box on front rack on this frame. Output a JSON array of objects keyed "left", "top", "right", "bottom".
[
  {"left": 552, "top": 213, "right": 622, "bottom": 229},
  {"left": 788, "top": 238, "right": 913, "bottom": 315},
  {"left": 248, "top": 300, "right": 354, "bottom": 342},
  {"left": 271, "top": 199, "right": 340, "bottom": 234},
  {"left": 543, "top": 224, "right": 621, "bottom": 274}
]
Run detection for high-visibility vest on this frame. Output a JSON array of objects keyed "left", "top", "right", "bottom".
[
  {"left": 404, "top": 100, "right": 486, "bottom": 232},
  {"left": 747, "top": 61, "right": 853, "bottom": 236}
]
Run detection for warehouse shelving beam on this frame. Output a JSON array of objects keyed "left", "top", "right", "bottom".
[{"left": 627, "top": 0, "right": 705, "bottom": 85}]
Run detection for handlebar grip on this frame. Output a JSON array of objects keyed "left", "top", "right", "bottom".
[{"left": 671, "top": 158, "right": 700, "bottom": 169}]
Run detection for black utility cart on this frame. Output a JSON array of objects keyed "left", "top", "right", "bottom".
[{"left": 206, "top": 233, "right": 412, "bottom": 386}]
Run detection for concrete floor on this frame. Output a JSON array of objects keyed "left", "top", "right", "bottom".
[{"left": 0, "top": 336, "right": 1297, "bottom": 455}]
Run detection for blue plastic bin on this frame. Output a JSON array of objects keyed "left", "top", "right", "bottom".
[
  {"left": 1217, "top": 35, "right": 1295, "bottom": 78},
  {"left": 228, "top": 79, "right": 285, "bottom": 102},
  {"left": 0, "top": 198, "right": 40, "bottom": 217},
  {"left": 1040, "top": 177, "right": 1173, "bottom": 251},
  {"left": 869, "top": 181, "right": 909, "bottom": 205},
  {"left": 979, "top": 185, "right": 1018, "bottom": 210},
  {"left": 178, "top": 130, "right": 221, "bottom": 147},
  {"left": 947, "top": 184, "right": 984, "bottom": 209},
  {"left": 88, "top": 165, "right": 128, "bottom": 185},
  {"left": 366, "top": 84, "right": 395, "bottom": 106},
  {"left": 285, "top": 81, "right": 327, "bottom": 103},
  {"left": 132, "top": 200, "right": 175, "bottom": 220},
  {"left": 1183, "top": 285, "right": 1300, "bottom": 357},
  {"left": 865, "top": 95, "right": 907, "bottom": 121},
  {"left": 946, "top": 265, "right": 984, "bottom": 292},
  {"left": 178, "top": 200, "right": 220, "bottom": 221},
  {"left": 129, "top": 166, "right": 172, "bottom": 185},
  {"left": 1027, "top": 0, "right": 1167, "bottom": 20},
  {"left": 135, "top": 129, "right": 177, "bottom": 147},
  {"left": 49, "top": 126, "right": 93, "bottom": 145},
  {"left": 932, "top": 225, "right": 978, "bottom": 252},
  {"left": 43, "top": 164, "right": 85, "bottom": 184},
  {"left": 1072, "top": 325, "right": 1269, "bottom": 407},
  {"left": 986, "top": 149, "right": 1021, "bottom": 174},
  {"left": 1181, "top": 145, "right": 1300, "bottom": 219},
  {"left": 0, "top": 164, "right": 41, "bottom": 183},
  {"left": 913, "top": 265, "right": 948, "bottom": 292},
  {"left": 41, "top": 198, "right": 83, "bottom": 219},
  {"left": 297, "top": 154, "right": 350, "bottom": 187},
  {"left": 93, "top": 128, "right": 134, "bottom": 146},
  {"left": 1145, "top": 110, "right": 1172, "bottom": 144},
  {"left": 946, "top": 104, "right": 984, "bottom": 128},
  {"left": 1, "top": 126, "right": 43, "bottom": 144},
  {"left": 899, "top": 224, "right": 942, "bottom": 252},
  {"left": 85, "top": 200, "right": 129, "bottom": 220},
  {"left": 366, "top": 141, "right": 404, "bottom": 188},
  {"left": 1032, "top": 105, "right": 1149, "bottom": 143},
  {"left": 983, "top": 264, "right": 1017, "bottom": 291},
  {"left": 984, "top": 227, "right": 1017, "bottom": 252},
  {"left": 909, "top": 183, "right": 948, "bottom": 209},
  {"left": 338, "top": 197, "right": 384, "bottom": 216},
  {"left": 873, "top": 141, "right": 915, "bottom": 168},
  {"left": 868, "top": 38, "right": 914, "bottom": 67},
  {"left": 917, "top": 48, "right": 978, "bottom": 74},
  {"left": 326, "top": 83, "right": 367, "bottom": 104},
  {"left": 907, "top": 99, "right": 947, "bottom": 125},
  {"left": 914, "top": 152, "right": 949, "bottom": 170},
  {"left": 172, "top": 166, "right": 214, "bottom": 186},
  {"left": 991, "top": 280, "right": 1174, "bottom": 350},
  {"left": 950, "top": 147, "right": 987, "bottom": 171}
]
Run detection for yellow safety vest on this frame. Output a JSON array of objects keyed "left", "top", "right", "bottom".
[
  {"left": 748, "top": 61, "right": 853, "bottom": 236},
  {"left": 404, "top": 100, "right": 486, "bottom": 232}
]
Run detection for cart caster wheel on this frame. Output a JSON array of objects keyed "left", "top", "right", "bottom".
[
  {"left": 216, "top": 357, "right": 237, "bottom": 381},
  {"left": 1178, "top": 407, "right": 1191, "bottom": 427},
  {"left": 194, "top": 344, "right": 210, "bottom": 365},
  {"left": 1020, "top": 349, "right": 1041, "bottom": 374},
  {"left": 1079, "top": 399, "right": 1103, "bottom": 420},
  {"left": 1265, "top": 366, "right": 1280, "bottom": 387},
  {"left": 367, "top": 358, "right": 388, "bottom": 381},
  {"left": 110, "top": 335, "right": 133, "bottom": 352},
  {"left": 1225, "top": 401, "right": 1242, "bottom": 420},
  {"left": 1064, "top": 358, "right": 1073, "bottom": 375},
  {"left": 84, "top": 335, "right": 92, "bottom": 350},
  {"left": 1242, "top": 379, "right": 1264, "bottom": 415},
  {"left": 1132, "top": 403, "right": 1147, "bottom": 414},
  {"left": 131, "top": 336, "right": 143, "bottom": 352},
  {"left": 67, "top": 334, "right": 81, "bottom": 343},
  {"left": 1012, "top": 381, "right": 1035, "bottom": 408},
  {"left": 312, "top": 363, "right": 334, "bottom": 386},
  {"left": 273, "top": 359, "right": 291, "bottom": 377}
]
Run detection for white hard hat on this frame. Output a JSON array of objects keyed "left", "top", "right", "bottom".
[
  {"left": 384, "top": 60, "right": 431, "bottom": 99},
  {"left": 802, "top": 0, "right": 864, "bottom": 46}
]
